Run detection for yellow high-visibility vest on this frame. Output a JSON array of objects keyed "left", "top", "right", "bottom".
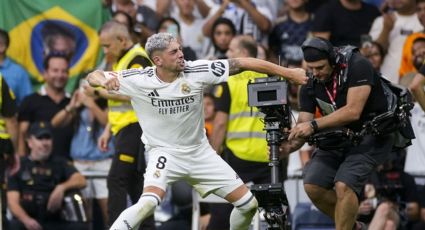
[
  {"left": 0, "top": 74, "right": 12, "bottom": 139},
  {"left": 226, "top": 71, "right": 268, "bottom": 162},
  {"left": 109, "top": 44, "right": 152, "bottom": 135}
]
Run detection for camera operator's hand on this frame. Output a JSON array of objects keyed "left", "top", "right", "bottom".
[
  {"left": 288, "top": 121, "right": 314, "bottom": 141},
  {"left": 278, "top": 141, "right": 292, "bottom": 157}
]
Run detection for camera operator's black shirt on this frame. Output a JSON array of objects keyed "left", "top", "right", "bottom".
[
  {"left": 19, "top": 92, "right": 73, "bottom": 159},
  {"left": 299, "top": 52, "right": 388, "bottom": 131}
]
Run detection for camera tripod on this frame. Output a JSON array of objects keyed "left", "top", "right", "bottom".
[{"left": 251, "top": 107, "right": 291, "bottom": 230}]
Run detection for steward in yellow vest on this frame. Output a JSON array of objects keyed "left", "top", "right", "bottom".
[
  {"left": 108, "top": 43, "right": 151, "bottom": 135},
  {"left": 210, "top": 35, "right": 283, "bottom": 229},
  {"left": 0, "top": 73, "right": 18, "bottom": 161},
  {"left": 0, "top": 73, "right": 18, "bottom": 225},
  {"left": 220, "top": 71, "right": 268, "bottom": 162}
]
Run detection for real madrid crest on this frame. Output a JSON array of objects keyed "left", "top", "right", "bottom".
[
  {"left": 181, "top": 83, "right": 191, "bottom": 94},
  {"left": 154, "top": 170, "right": 161, "bottom": 178}
]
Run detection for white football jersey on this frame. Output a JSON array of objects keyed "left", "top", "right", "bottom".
[{"left": 107, "top": 60, "right": 230, "bottom": 149}]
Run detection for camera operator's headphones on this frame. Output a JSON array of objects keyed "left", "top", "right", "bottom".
[{"left": 301, "top": 37, "right": 337, "bottom": 65}]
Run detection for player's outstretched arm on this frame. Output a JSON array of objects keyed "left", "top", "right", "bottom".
[
  {"left": 87, "top": 70, "right": 130, "bottom": 101},
  {"left": 228, "top": 58, "right": 308, "bottom": 85},
  {"left": 87, "top": 70, "right": 108, "bottom": 88},
  {"left": 87, "top": 70, "right": 121, "bottom": 91}
]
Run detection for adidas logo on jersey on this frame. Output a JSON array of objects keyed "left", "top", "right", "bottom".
[{"left": 147, "top": 89, "right": 159, "bottom": 97}]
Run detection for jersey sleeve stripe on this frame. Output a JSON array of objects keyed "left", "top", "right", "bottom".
[
  {"left": 185, "top": 65, "right": 208, "bottom": 70},
  {"left": 184, "top": 70, "right": 209, "bottom": 73},
  {"left": 185, "top": 64, "right": 208, "bottom": 68},
  {"left": 184, "top": 68, "right": 209, "bottom": 72},
  {"left": 122, "top": 69, "right": 143, "bottom": 78},
  {"left": 184, "top": 64, "right": 209, "bottom": 73}
]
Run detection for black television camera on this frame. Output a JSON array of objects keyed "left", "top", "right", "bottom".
[{"left": 247, "top": 76, "right": 291, "bottom": 230}]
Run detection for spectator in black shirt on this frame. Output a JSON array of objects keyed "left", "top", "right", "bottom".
[
  {"left": 269, "top": 0, "right": 313, "bottom": 66},
  {"left": 311, "top": 0, "right": 380, "bottom": 47},
  {"left": 17, "top": 53, "right": 74, "bottom": 159}
]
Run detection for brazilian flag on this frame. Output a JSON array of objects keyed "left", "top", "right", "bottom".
[{"left": 0, "top": 1, "right": 110, "bottom": 91}]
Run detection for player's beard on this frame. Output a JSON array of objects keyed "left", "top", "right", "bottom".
[{"left": 176, "top": 60, "right": 185, "bottom": 71}]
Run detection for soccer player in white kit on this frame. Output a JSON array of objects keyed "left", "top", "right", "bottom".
[{"left": 87, "top": 33, "right": 307, "bottom": 230}]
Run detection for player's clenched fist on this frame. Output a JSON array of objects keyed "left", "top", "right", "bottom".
[{"left": 104, "top": 75, "right": 120, "bottom": 91}]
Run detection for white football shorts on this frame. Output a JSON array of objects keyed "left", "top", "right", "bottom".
[{"left": 144, "top": 141, "right": 244, "bottom": 199}]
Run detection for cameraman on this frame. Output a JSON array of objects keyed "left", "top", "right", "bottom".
[
  {"left": 279, "top": 37, "right": 396, "bottom": 230},
  {"left": 358, "top": 156, "right": 420, "bottom": 230}
]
